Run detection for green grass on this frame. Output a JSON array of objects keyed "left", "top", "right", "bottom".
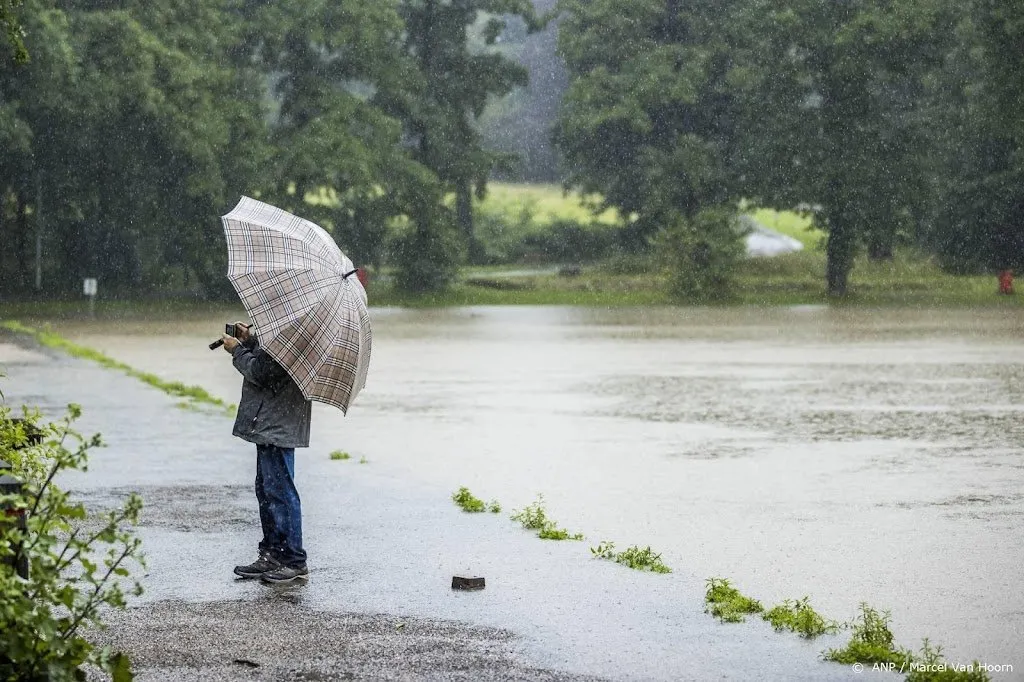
[
  {"left": 824, "top": 603, "right": 913, "bottom": 667},
  {"left": 762, "top": 597, "right": 840, "bottom": 638},
  {"left": 591, "top": 541, "right": 672, "bottom": 573},
  {"left": 510, "top": 495, "right": 584, "bottom": 541},
  {"left": 703, "top": 578, "right": 764, "bottom": 622},
  {"left": 478, "top": 182, "right": 621, "bottom": 228},
  {"left": 0, "top": 320, "right": 234, "bottom": 414},
  {"left": 329, "top": 450, "right": 351, "bottom": 461},
  {"left": 365, "top": 248, "right": 1022, "bottom": 308},
  {"left": 750, "top": 208, "right": 824, "bottom": 249}
]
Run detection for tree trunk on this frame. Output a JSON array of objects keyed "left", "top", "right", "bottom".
[
  {"left": 826, "top": 217, "right": 855, "bottom": 297},
  {"left": 456, "top": 181, "right": 472, "bottom": 237},
  {"left": 457, "top": 180, "right": 481, "bottom": 263},
  {"left": 867, "top": 233, "right": 894, "bottom": 261},
  {"left": 16, "top": 193, "right": 29, "bottom": 291},
  {"left": 0, "top": 191, "right": 7, "bottom": 293}
]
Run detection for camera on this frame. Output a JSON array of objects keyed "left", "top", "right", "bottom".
[{"left": 209, "top": 322, "right": 249, "bottom": 350}]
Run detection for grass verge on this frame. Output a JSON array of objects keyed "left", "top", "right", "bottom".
[
  {"left": 365, "top": 250, "right": 1022, "bottom": 308},
  {"left": 0, "top": 320, "right": 234, "bottom": 414}
]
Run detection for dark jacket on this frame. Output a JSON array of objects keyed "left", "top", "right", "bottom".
[{"left": 231, "top": 339, "right": 312, "bottom": 448}]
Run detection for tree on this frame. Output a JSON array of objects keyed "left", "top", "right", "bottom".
[
  {"left": 0, "top": 0, "right": 28, "bottom": 63},
  {"left": 236, "top": 0, "right": 476, "bottom": 294},
  {"left": 732, "top": 0, "right": 951, "bottom": 295},
  {"left": 0, "top": 0, "right": 270, "bottom": 298},
  {"left": 554, "top": 0, "right": 747, "bottom": 250},
  {"left": 377, "top": 0, "right": 540, "bottom": 262},
  {"left": 238, "top": 0, "right": 464, "bottom": 293},
  {"left": 926, "top": 0, "right": 1024, "bottom": 274}
]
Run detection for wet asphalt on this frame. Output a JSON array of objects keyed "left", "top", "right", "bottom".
[{"left": 0, "top": 331, "right": 884, "bottom": 682}]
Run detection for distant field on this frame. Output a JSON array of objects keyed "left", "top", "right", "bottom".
[
  {"left": 479, "top": 183, "right": 826, "bottom": 244},
  {"left": 749, "top": 208, "right": 824, "bottom": 248},
  {"left": 305, "top": 181, "right": 825, "bottom": 249},
  {"left": 476, "top": 183, "right": 620, "bottom": 227},
  {"left": 362, "top": 251, "right": 1018, "bottom": 308}
]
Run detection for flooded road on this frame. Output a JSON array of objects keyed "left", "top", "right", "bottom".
[{"left": 24, "top": 305, "right": 1024, "bottom": 673}]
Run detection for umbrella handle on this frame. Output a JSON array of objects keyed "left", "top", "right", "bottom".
[
  {"left": 342, "top": 269, "right": 358, "bottom": 279},
  {"left": 209, "top": 339, "right": 225, "bottom": 350}
]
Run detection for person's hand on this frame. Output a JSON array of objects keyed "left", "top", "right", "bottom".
[
  {"left": 222, "top": 335, "right": 240, "bottom": 353},
  {"left": 234, "top": 322, "right": 252, "bottom": 343}
]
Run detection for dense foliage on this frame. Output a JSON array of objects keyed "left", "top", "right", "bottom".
[
  {"left": 0, "top": 0, "right": 26, "bottom": 63},
  {"left": 1, "top": 0, "right": 1022, "bottom": 298},
  {"left": 555, "top": 0, "right": 1024, "bottom": 295}
]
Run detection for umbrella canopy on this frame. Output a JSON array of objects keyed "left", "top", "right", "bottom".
[{"left": 221, "top": 196, "right": 371, "bottom": 413}]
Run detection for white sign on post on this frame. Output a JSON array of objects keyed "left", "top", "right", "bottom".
[{"left": 83, "top": 278, "right": 98, "bottom": 296}]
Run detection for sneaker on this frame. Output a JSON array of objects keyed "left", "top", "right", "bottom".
[
  {"left": 260, "top": 563, "right": 309, "bottom": 584},
  {"left": 233, "top": 551, "right": 281, "bottom": 579}
]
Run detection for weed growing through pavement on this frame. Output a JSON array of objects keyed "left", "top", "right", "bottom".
[
  {"left": 329, "top": 450, "right": 351, "bottom": 461},
  {"left": 762, "top": 597, "right": 839, "bottom": 638},
  {"left": 704, "top": 577, "right": 763, "bottom": 622},
  {"left": 452, "top": 487, "right": 486, "bottom": 512},
  {"left": 511, "top": 495, "right": 583, "bottom": 540},
  {"left": 451, "top": 487, "right": 501, "bottom": 513},
  {"left": 824, "top": 603, "right": 912, "bottom": 667},
  {"left": 591, "top": 541, "right": 671, "bottom": 573},
  {"left": 904, "top": 640, "right": 991, "bottom": 682}
]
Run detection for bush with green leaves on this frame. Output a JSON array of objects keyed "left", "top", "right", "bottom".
[
  {"left": 652, "top": 207, "right": 748, "bottom": 301},
  {"left": 519, "top": 220, "right": 618, "bottom": 264},
  {"left": 0, "top": 403, "right": 144, "bottom": 681}
]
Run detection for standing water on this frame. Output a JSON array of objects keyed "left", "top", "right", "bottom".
[{"left": 58, "top": 305, "right": 1024, "bottom": 671}]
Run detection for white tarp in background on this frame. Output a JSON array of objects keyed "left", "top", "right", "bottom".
[{"left": 739, "top": 215, "right": 806, "bottom": 257}]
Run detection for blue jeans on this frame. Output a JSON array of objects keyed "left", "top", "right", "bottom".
[{"left": 255, "top": 444, "right": 307, "bottom": 567}]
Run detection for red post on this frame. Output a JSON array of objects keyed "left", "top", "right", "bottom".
[
  {"left": 998, "top": 270, "right": 1014, "bottom": 295},
  {"left": 355, "top": 267, "right": 369, "bottom": 288}
]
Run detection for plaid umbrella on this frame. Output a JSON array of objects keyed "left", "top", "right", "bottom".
[{"left": 221, "top": 196, "right": 371, "bottom": 413}]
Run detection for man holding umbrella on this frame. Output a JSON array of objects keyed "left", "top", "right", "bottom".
[
  {"left": 217, "top": 196, "right": 373, "bottom": 585},
  {"left": 224, "top": 323, "right": 311, "bottom": 584}
]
